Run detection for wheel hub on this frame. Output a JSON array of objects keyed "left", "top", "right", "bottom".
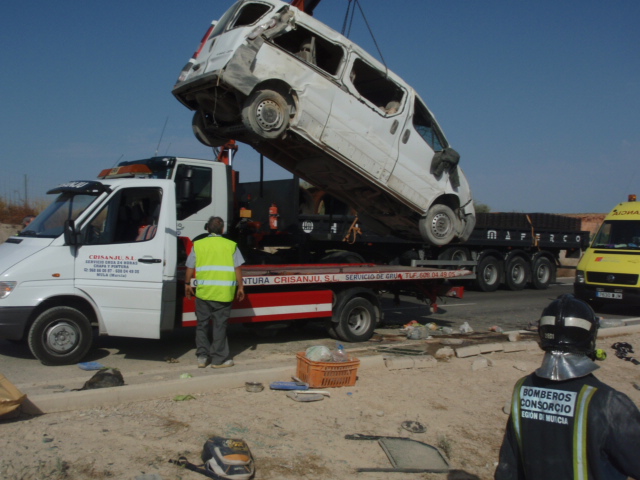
[
  {"left": 255, "top": 100, "right": 283, "bottom": 131},
  {"left": 45, "top": 322, "right": 78, "bottom": 354},
  {"left": 348, "top": 307, "right": 371, "bottom": 333},
  {"left": 430, "top": 213, "right": 452, "bottom": 239}
]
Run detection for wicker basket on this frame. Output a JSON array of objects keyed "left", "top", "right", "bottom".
[{"left": 295, "top": 352, "right": 360, "bottom": 388}]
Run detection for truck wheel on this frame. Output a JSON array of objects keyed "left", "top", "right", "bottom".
[
  {"left": 192, "top": 111, "right": 227, "bottom": 148},
  {"left": 324, "top": 320, "right": 340, "bottom": 340},
  {"left": 438, "top": 246, "right": 470, "bottom": 269},
  {"left": 334, "top": 297, "right": 378, "bottom": 342},
  {"left": 475, "top": 256, "right": 501, "bottom": 292},
  {"left": 241, "top": 89, "right": 291, "bottom": 139},
  {"left": 419, "top": 204, "right": 460, "bottom": 246},
  {"left": 531, "top": 257, "right": 555, "bottom": 290},
  {"left": 28, "top": 306, "right": 93, "bottom": 366},
  {"left": 505, "top": 257, "right": 530, "bottom": 291}
]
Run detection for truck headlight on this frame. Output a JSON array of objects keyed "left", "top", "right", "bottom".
[
  {"left": 575, "top": 270, "right": 585, "bottom": 284},
  {"left": 0, "top": 281, "right": 17, "bottom": 299}
]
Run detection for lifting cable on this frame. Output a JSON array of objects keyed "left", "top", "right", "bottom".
[{"left": 341, "top": 0, "right": 387, "bottom": 71}]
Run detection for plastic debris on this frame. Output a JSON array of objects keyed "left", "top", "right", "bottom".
[
  {"left": 459, "top": 322, "right": 474, "bottom": 334},
  {"left": 401, "top": 420, "right": 426, "bottom": 433},
  {"left": 305, "top": 345, "right": 332, "bottom": 362},
  {"left": 179, "top": 373, "right": 193, "bottom": 379},
  {"left": 173, "top": 394, "right": 196, "bottom": 402},
  {"left": 77, "top": 361, "right": 106, "bottom": 371}
]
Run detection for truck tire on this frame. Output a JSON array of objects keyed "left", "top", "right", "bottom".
[
  {"left": 334, "top": 297, "right": 378, "bottom": 342},
  {"left": 28, "top": 306, "right": 93, "bottom": 366},
  {"left": 505, "top": 256, "right": 530, "bottom": 291},
  {"left": 475, "top": 256, "right": 501, "bottom": 292},
  {"left": 438, "top": 246, "right": 470, "bottom": 270},
  {"left": 531, "top": 257, "right": 555, "bottom": 290},
  {"left": 192, "top": 111, "right": 227, "bottom": 148},
  {"left": 419, "top": 204, "right": 460, "bottom": 246},
  {"left": 242, "top": 89, "right": 291, "bottom": 140}
]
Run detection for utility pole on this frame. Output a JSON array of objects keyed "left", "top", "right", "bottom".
[{"left": 24, "top": 174, "right": 28, "bottom": 207}]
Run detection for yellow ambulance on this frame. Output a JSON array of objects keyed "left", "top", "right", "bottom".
[{"left": 574, "top": 195, "right": 640, "bottom": 308}]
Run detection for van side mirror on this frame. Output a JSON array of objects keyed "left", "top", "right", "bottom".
[{"left": 63, "top": 219, "right": 79, "bottom": 246}]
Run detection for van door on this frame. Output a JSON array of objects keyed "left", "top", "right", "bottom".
[
  {"left": 322, "top": 57, "right": 406, "bottom": 185},
  {"left": 74, "top": 182, "right": 174, "bottom": 338},
  {"left": 391, "top": 95, "right": 448, "bottom": 211}
]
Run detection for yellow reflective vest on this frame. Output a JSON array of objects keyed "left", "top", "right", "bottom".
[{"left": 193, "top": 236, "right": 238, "bottom": 302}]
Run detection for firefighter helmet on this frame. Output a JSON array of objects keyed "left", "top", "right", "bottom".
[{"left": 538, "top": 294, "right": 598, "bottom": 355}]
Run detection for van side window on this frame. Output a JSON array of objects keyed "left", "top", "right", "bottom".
[
  {"left": 176, "top": 164, "right": 213, "bottom": 221},
  {"left": 413, "top": 98, "right": 445, "bottom": 151},
  {"left": 85, "top": 188, "right": 162, "bottom": 245},
  {"left": 232, "top": 3, "right": 272, "bottom": 29},
  {"left": 349, "top": 59, "right": 404, "bottom": 115},
  {"left": 272, "top": 26, "right": 344, "bottom": 75}
]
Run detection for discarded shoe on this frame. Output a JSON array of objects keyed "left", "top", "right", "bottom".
[
  {"left": 197, "top": 356, "right": 210, "bottom": 368},
  {"left": 211, "top": 359, "right": 234, "bottom": 369}
]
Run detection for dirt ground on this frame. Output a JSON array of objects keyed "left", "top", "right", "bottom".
[{"left": 1, "top": 331, "right": 639, "bottom": 480}]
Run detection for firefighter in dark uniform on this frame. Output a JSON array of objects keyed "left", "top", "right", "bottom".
[{"left": 495, "top": 294, "right": 640, "bottom": 480}]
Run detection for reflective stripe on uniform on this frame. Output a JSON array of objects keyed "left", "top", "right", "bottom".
[
  {"left": 511, "top": 377, "right": 526, "bottom": 454},
  {"left": 573, "top": 385, "right": 597, "bottom": 480}
]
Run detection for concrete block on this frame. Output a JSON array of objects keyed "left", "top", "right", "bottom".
[
  {"left": 455, "top": 345, "right": 482, "bottom": 358},
  {"left": 435, "top": 347, "right": 455, "bottom": 360},
  {"left": 384, "top": 356, "right": 415, "bottom": 370},
  {"left": 413, "top": 356, "right": 437, "bottom": 369},
  {"left": 479, "top": 342, "right": 504, "bottom": 354}
]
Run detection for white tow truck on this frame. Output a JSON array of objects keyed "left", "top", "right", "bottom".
[{"left": 0, "top": 156, "right": 469, "bottom": 365}]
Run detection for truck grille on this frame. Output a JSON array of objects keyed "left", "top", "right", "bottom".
[{"left": 587, "top": 271, "right": 639, "bottom": 286}]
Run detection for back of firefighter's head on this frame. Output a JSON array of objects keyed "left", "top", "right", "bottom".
[
  {"left": 538, "top": 294, "right": 598, "bottom": 356},
  {"left": 206, "top": 216, "right": 224, "bottom": 235}
]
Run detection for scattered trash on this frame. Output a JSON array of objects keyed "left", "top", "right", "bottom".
[
  {"left": 439, "top": 326, "right": 453, "bottom": 335},
  {"left": 332, "top": 343, "right": 349, "bottom": 362},
  {"left": 245, "top": 382, "right": 264, "bottom": 393},
  {"left": 270, "top": 381, "right": 309, "bottom": 390},
  {"left": 77, "top": 361, "right": 106, "bottom": 371},
  {"left": 459, "top": 322, "right": 474, "bottom": 334},
  {"left": 180, "top": 373, "right": 193, "bottom": 379},
  {"left": 401, "top": 420, "right": 426, "bottom": 433},
  {"left": 0, "top": 374, "right": 26, "bottom": 420},
  {"left": 508, "top": 332, "right": 521, "bottom": 342},
  {"left": 633, "top": 382, "right": 640, "bottom": 391},
  {"left": 595, "top": 349, "right": 607, "bottom": 361},
  {"left": 170, "top": 436, "right": 254, "bottom": 480},
  {"left": 164, "top": 356, "right": 179, "bottom": 363},
  {"left": 42, "top": 437, "right": 54, "bottom": 443},
  {"left": 345, "top": 434, "right": 450, "bottom": 473},
  {"left": 471, "top": 356, "right": 493, "bottom": 371},
  {"left": 434, "top": 347, "right": 455, "bottom": 360},
  {"left": 173, "top": 394, "right": 196, "bottom": 402},
  {"left": 489, "top": 325, "right": 503, "bottom": 333},
  {"left": 612, "top": 342, "right": 640, "bottom": 365},
  {"left": 75, "top": 368, "right": 124, "bottom": 390},
  {"left": 286, "top": 391, "right": 324, "bottom": 402},
  {"left": 407, "top": 326, "right": 431, "bottom": 340},
  {"left": 305, "top": 345, "right": 332, "bottom": 362}
]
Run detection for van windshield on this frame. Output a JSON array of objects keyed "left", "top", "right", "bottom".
[
  {"left": 20, "top": 192, "right": 99, "bottom": 239},
  {"left": 592, "top": 220, "right": 640, "bottom": 249}
]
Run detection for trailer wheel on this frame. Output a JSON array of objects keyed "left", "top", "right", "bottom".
[
  {"left": 505, "top": 257, "right": 530, "bottom": 291},
  {"left": 475, "top": 256, "right": 501, "bottom": 292},
  {"left": 28, "top": 306, "right": 93, "bottom": 366},
  {"left": 192, "top": 111, "right": 227, "bottom": 148},
  {"left": 334, "top": 297, "right": 378, "bottom": 342},
  {"left": 438, "top": 246, "right": 470, "bottom": 270},
  {"left": 531, "top": 257, "right": 555, "bottom": 290},
  {"left": 419, "top": 204, "right": 460, "bottom": 246},
  {"left": 242, "top": 89, "right": 291, "bottom": 139}
]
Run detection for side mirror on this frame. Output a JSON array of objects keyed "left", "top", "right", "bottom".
[
  {"left": 63, "top": 219, "right": 79, "bottom": 246},
  {"left": 177, "top": 167, "right": 194, "bottom": 202}
]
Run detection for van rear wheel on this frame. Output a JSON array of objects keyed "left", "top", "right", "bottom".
[
  {"left": 242, "top": 89, "right": 291, "bottom": 139},
  {"left": 28, "top": 306, "right": 93, "bottom": 366}
]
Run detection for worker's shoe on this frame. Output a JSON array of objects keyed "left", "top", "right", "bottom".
[
  {"left": 197, "top": 356, "right": 210, "bottom": 368},
  {"left": 211, "top": 359, "right": 234, "bottom": 369}
]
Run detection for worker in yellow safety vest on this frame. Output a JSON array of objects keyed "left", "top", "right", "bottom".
[
  {"left": 185, "top": 216, "right": 244, "bottom": 368},
  {"left": 495, "top": 294, "right": 640, "bottom": 479}
]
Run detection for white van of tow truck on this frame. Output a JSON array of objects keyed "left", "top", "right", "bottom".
[{"left": 0, "top": 157, "right": 470, "bottom": 365}]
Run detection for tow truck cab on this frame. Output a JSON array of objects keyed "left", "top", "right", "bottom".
[{"left": 574, "top": 194, "right": 640, "bottom": 308}]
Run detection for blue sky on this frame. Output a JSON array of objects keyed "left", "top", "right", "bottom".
[{"left": 1, "top": 0, "right": 638, "bottom": 214}]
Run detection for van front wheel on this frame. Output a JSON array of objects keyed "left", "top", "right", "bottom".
[
  {"left": 242, "top": 89, "right": 291, "bottom": 139},
  {"left": 28, "top": 306, "right": 93, "bottom": 366}
]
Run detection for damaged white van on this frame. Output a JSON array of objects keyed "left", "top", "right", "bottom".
[{"left": 173, "top": 0, "right": 475, "bottom": 246}]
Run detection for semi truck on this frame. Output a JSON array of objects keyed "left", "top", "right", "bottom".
[
  {"left": 574, "top": 194, "right": 640, "bottom": 309},
  {"left": 0, "top": 155, "right": 470, "bottom": 366}
]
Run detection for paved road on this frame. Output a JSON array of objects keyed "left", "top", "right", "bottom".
[{"left": 2, "top": 279, "right": 638, "bottom": 394}]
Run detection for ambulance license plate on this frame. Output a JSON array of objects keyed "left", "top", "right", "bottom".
[{"left": 596, "top": 291, "right": 622, "bottom": 299}]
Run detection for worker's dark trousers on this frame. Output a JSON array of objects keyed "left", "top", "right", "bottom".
[{"left": 195, "top": 298, "right": 232, "bottom": 364}]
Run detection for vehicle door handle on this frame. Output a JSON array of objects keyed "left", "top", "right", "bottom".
[{"left": 138, "top": 257, "right": 162, "bottom": 264}]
